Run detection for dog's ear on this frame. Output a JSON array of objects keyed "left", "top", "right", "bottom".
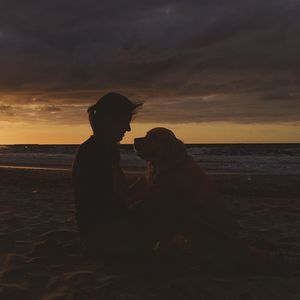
[
  {"left": 161, "top": 137, "right": 187, "bottom": 162},
  {"left": 146, "top": 161, "right": 155, "bottom": 183},
  {"left": 172, "top": 138, "right": 187, "bottom": 159}
]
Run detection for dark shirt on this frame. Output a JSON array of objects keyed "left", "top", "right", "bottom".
[{"left": 72, "top": 136, "right": 127, "bottom": 237}]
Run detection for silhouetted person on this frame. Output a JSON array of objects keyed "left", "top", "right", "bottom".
[{"left": 72, "top": 92, "right": 142, "bottom": 256}]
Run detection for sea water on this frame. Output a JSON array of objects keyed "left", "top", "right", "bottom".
[{"left": 0, "top": 144, "right": 299, "bottom": 175}]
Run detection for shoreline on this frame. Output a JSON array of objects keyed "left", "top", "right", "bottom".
[
  {"left": 0, "top": 164, "right": 71, "bottom": 172},
  {"left": 1, "top": 164, "right": 299, "bottom": 176}
]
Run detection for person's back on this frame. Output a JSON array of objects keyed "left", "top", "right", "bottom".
[{"left": 72, "top": 135, "right": 125, "bottom": 239}]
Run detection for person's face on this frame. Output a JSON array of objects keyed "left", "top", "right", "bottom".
[{"left": 107, "top": 113, "right": 132, "bottom": 142}]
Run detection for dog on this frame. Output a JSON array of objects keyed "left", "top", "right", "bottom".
[{"left": 133, "top": 127, "right": 238, "bottom": 248}]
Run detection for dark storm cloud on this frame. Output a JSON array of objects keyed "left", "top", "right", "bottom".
[
  {"left": 138, "top": 93, "right": 300, "bottom": 124},
  {"left": 0, "top": 0, "right": 299, "bottom": 124}
]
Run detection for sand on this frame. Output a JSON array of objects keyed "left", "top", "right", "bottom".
[{"left": 0, "top": 167, "right": 300, "bottom": 299}]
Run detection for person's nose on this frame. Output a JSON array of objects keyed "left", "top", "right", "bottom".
[{"left": 126, "top": 123, "right": 131, "bottom": 132}]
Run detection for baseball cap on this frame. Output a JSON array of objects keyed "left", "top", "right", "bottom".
[{"left": 88, "top": 92, "right": 143, "bottom": 117}]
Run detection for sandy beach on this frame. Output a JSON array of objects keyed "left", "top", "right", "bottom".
[{"left": 0, "top": 167, "right": 300, "bottom": 299}]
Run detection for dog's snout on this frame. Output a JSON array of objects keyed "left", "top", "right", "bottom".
[{"left": 134, "top": 137, "right": 151, "bottom": 160}]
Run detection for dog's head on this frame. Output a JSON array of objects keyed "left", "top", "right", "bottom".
[{"left": 134, "top": 127, "right": 186, "bottom": 163}]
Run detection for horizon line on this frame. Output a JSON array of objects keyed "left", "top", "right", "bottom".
[{"left": 1, "top": 142, "right": 300, "bottom": 146}]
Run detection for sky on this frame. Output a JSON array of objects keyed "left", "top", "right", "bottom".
[{"left": 0, "top": 0, "right": 299, "bottom": 144}]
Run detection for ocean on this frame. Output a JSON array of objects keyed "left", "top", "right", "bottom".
[{"left": 0, "top": 144, "right": 299, "bottom": 175}]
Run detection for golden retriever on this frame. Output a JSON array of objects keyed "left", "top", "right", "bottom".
[
  {"left": 133, "top": 127, "right": 238, "bottom": 249},
  {"left": 130, "top": 128, "right": 287, "bottom": 270}
]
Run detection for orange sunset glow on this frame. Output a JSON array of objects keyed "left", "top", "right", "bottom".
[
  {"left": 0, "top": 1, "right": 299, "bottom": 144},
  {"left": 1, "top": 120, "right": 299, "bottom": 144}
]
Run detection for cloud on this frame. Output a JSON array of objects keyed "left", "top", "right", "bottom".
[
  {"left": 32, "top": 97, "right": 50, "bottom": 103},
  {"left": 40, "top": 105, "right": 61, "bottom": 112},
  {"left": 138, "top": 93, "right": 300, "bottom": 124},
  {"left": 0, "top": 0, "right": 299, "bottom": 125},
  {"left": 0, "top": 104, "right": 14, "bottom": 117},
  {"left": 0, "top": 104, "right": 13, "bottom": 111}
]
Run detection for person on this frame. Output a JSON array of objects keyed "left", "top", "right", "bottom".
[{"left": 72, "top": 92, "right": 143, "bottom": 257}]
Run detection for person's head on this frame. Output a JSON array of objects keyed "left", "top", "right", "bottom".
[{"left": 88, "top": 92, "right": 142, "bottom": 142}]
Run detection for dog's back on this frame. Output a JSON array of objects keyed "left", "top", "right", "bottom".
[{"left": 154, "top": 154, "right": 238, "bottom": 241}]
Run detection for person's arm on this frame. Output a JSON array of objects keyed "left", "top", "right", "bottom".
[
  {"left": 113, "top": 166, "right": 129, "bottom": 204},
  {"left": 125, "top": 176, "right": 161, "bottom": 208},
  {"left": 72, "top": 148, "right": 112, "bottom": 232}
]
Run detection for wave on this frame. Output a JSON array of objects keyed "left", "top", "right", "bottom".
[{"left": 0, "top": 144, "right": 299, "bottom": 175}]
